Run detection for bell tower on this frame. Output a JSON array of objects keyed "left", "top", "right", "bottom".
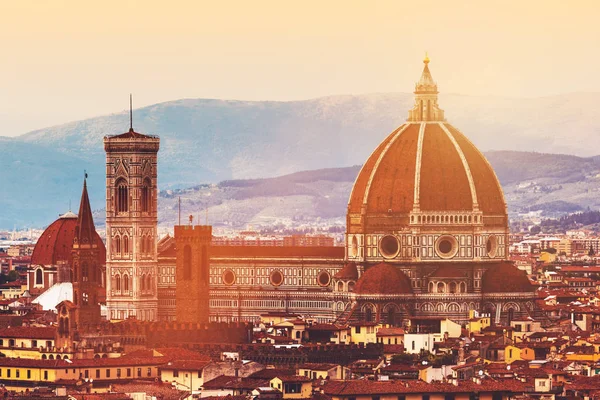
[
  {"left": 72, "top": 176, "right": 103, "bottom": 329},
  {"left": 104, "top": 101, "right": 160, "bottom": 321}
]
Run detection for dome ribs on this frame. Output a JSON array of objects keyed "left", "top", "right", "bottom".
[
  {"left": 366, "top": 123, "right": 419, "bottom": 214},
  {"left": 347, "top": 125, "right": 403, "bottom": 213},
  {"left": 445, "top": 124, "right": 506, "bottom": 216},
  {"left": 419, "top": 123, "right": 472, "bottom": 211}
]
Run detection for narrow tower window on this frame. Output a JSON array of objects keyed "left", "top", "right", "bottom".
[
  {"left": 115, "top": 179, "right": 129, "bottom": 213},
  {"left": 35, "top": 268, "right": 43, "bottom": 285},
  {"left": 141, "top": 178, "right": 151, "bottom": 213}
]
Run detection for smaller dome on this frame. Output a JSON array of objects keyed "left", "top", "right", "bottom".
[
  {"left": 354, "top": 263, "right": 413, "bottom": 295},
  {"left": 482, "top": 262, "right": 534, "bottom": 293},
  {"left": 31, "top": 214, "right": 105, "bottom": 266},
  {"left": 334, "top": 262, "right": 359, "bottom": 280}
]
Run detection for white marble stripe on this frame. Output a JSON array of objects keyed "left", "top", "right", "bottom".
[
  {"left": 438, "top": 122, "right": 479, "bottom": 209},
  {"left": 362, "top": 123, "right": 412, "bottom": 206},
  {"left": 412, "top": 122, "right": 426, "bottom": 210}
]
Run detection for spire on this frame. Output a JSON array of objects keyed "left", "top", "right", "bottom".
[
  {"left": 407, "top": 54, "right": 445, "bottom": 122},
  {"left": 74, "top": 173, "right": 97, "bottom": 247},
  {"left": 129, "top": 94, "right": 133, "bottom": 132}
]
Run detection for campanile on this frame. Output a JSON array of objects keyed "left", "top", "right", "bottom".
[{"left": 104, "top": 114, "right": 160, "bottom": 321}]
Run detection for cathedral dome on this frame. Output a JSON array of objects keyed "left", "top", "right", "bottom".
[
  {"left": 348, "top": 57, "right": 506, "bottom": 230},
  {"left": 346, "top": 57, "right": 509, "bottom": 265},
  {"left": 31, "top": 212, "right": 105, "bottom": 266},
  {"left": 481, "top": 262, "right": 534, "bottom": 293},
  {"left": 354, "top": 263, "right": 412, "bottom": 295}
]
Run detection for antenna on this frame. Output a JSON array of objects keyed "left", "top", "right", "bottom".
[{"left": 129, "top": 93, "right": 133, "bottom": 131}]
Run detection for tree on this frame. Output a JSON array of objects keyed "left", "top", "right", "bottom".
[
  {"left": 530, "top": 225, "right": 542, "bottom": 235},
  {"left": 7, "top": 270, "right": 18, "bottom": 282}
]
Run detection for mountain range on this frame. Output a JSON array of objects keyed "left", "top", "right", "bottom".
[{"left": 1, "top": 92, "right": 599, "bottom": 228}]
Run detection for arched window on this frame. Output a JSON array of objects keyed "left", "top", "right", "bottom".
[
  {"left": 365, "top": 306, "right": 373, "bottom": 323},
  {"left": 115, "top": 274, "right": 121, "bottom": 292},
  {"left": 82, "top": 262, "right": 89, "bottom": 282},
  {"left": 348, "top": 281, "right": 355, "bottom": 292},
  {"left": 141, "top": 178, "right": 151, "bottom": 213},
  {"left": 35, "top": 268, "right": 43, "bottom": 285},
  {"left": 140, "top": 236, "right": 146, "bottom": 255},
  {"left": 337, "top": 281, "right": 344, "bottom": 292},
  {"left": 147, "top": 236, "right": 153, "bottom": 254},
  {"left": 183, "top": 245, "right": 192, "bottom": 280},
  {"left": 449, "top": 282, "right": 457, "bottom": 294},
  {"left": 146, "top": 274, "right": 152, "bottom": 292},
  {"left": 141, "top": 274, "right": 146, "bottom": 291},
  {"left": 123, "top": 236, "right": 129, "bottom": 255},
  {"left": 387, "top": 308, "right": 397, "bottom": 326},
  {"left": 123, "top": 274, "right": 129, "bottom": 292},
  {"left": 115, "top": 236, "right": 121, "bottom": 255},
  {"left": 437, "top": 282, "right": 445, "bottom": 293},
  {"left": 115, "top": 179, "right": 129, "bottom": 213},
  {"left": 460, "top": 282, "right": 467, "bottom": 293},
  {"left": 428, "top": 281, "right": 434, "bottom": 293}
]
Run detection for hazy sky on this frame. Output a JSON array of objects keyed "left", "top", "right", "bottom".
[{"left": 1, "top": 0, "right": 598, "bottom": 136}]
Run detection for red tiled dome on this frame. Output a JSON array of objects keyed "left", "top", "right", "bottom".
[
  {"left": 347, "top": 58, "right": 507, "bottom": 233},
  {"left": 481, "top": 262, "right": 534, "bottom": 293},
  {"left": 347, "top": 122, "right": 506, "bottom": 219},
  {"left": 334, "top": 262, "right": 359, "bottom": 280},
  {"left": 354, "top": 263, "right": 413, "bottom": 295},
  {"left": 31, "top": 213, "right": 105, "bottom": 266}
]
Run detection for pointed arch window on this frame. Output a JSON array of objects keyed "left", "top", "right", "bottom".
[
  {"left": 141, "top": 274, "right": 146, "bottom": 291},
  {"left": 115, "top": 274, "right": 121, "bottom": 292},
  {"left": 141, "top": 236, "right": 146, "bottom": 255},
  {"left": 82, "top": 262, "right": 89, "bottom": 282},
  {"left": 146, "top": 274, "right": 152, "bottom": 292},
  {"left": 115, "top": 178, "right": 129, "bottom": 213},
  {"left": 115, "top": 236, "right": 121, "bottom": 256},
  {"left": 123, "top": 236, "right": 129, "bottom": 255},
  {"left": 141, "top": 178, "right": 151, "bottom": 213},
  {"left": 123, "top": 274, "right": 129, "bottom": 292}
]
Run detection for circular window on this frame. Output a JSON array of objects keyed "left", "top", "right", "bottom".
[
  {"left": 317, "top": 271, "right": 331, "bottom": 287},
  {"left": 222, "top": 269, "right": 236, "bottom": 285},
  {"left": 270, "top": 270, "right": 284, "bottom": 286},
  {"left": 379, "top": 235, "right": 400, "bottom": 259},
  {"left": 350, "top": 236, "right": 359, "bottom": 257},
  {"left": 436, "top": 235, "right": 458, "bottom": 259},
  {"left": 486, "top": 235, "right": 498, "bottom": 258}
]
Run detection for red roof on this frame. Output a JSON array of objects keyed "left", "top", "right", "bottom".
[
  {"left": 354, "top": 263, "right": 412, "bottom": 295},
  {"left": 334, "top": 262, "right": 359, "bottom": 280},
  {"left": 0, "top": 326, "right": 56, "bottom": 339},
  {"left": 482, "top": 262, "right": 536, "bottom": 293},
  {"left": 31, "top": 214, "right": 105, "bottom": 266},
  {"left": 211, "top": 245, "right": 344, "bottom": 259}
]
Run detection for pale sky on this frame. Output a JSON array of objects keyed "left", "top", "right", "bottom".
[{"left": 0, "top": 0, "right": 598, "bottom": 136}]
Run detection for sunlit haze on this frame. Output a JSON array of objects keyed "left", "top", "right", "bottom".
[{"left": 1, "top": 0, "right": 599, "bottom": 136}]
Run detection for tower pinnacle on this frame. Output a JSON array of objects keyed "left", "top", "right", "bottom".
[{"left": 407, "top": 55, "right": 445, "bottom": 122}]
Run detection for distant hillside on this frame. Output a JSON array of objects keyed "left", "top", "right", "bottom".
[{"left": 2, "top": 91, "right": 600, "bottom": 227}]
